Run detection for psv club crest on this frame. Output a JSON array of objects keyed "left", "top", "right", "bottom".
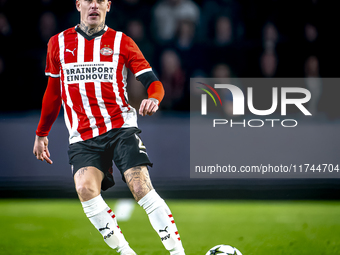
[{"left": 100, "top": 47, "right": 113, "bottom": 56}]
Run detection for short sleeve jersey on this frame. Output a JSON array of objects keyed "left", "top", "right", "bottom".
[{"left": 45, "top": 26, "right": 152, "bottom": 144}]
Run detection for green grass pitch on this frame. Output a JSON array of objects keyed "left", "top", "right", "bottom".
[{"left": 1, "top": 199, "right": 340, "bottom": 254}]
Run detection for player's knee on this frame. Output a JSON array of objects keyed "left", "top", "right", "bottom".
[
  {"left": 76, "top": 184, "right": 98, "bottom": 201},
  {"left": 132, "top": 184, "right": 150, "bottom": 202}
]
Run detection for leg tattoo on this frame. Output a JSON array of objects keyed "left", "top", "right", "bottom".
[
  {"left": 76, "top": 167, "right": 89, "bottom": 177},
  {"left": 124, "top": 166, "right": 153, "bottom": 201}
]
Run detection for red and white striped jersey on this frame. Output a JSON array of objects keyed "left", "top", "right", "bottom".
[{"left": 45, "top": 26, "right": 152, "bottom": 144}]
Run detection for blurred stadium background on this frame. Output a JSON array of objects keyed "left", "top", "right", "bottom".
[{"left": 0, "top": 0, "right": 340, "bottom": 200}]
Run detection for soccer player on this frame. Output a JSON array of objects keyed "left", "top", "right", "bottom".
[{"left": 32, "top": 1, "right": 185, "bottom": 254}]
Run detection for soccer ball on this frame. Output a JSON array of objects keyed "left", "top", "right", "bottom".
[{"left": 205, "top": 244, "right": 242, "bottom": 255}]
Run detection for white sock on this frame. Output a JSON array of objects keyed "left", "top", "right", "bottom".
[
  {"left": 81, "top": 195, "right": 134, "bottom": 253},
  {"left": 138, "top": 189, "right": 185, "bottom": 255}
]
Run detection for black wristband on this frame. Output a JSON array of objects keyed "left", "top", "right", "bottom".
[{"left": 137, "top": 71, "right": 159, "bottom": 90}]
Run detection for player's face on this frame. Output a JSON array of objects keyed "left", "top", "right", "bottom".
[{"left": 76, "top": 0, "right": 111, "bottom": 28}]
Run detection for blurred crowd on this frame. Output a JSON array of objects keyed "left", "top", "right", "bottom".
[{"left": 0, "top": 0, "right": 338, "bottom": 116}]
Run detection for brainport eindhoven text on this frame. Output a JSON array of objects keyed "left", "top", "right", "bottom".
[{"left": 64, "top": 63, "right": 114, "bottom": 82}]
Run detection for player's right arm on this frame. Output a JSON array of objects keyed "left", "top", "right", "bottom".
[
  {"left": 33, "top": 35, "right": 61, "bottom": 164},
  {"left": 33, "top": 76, "right": 61, "bottom": 164}
]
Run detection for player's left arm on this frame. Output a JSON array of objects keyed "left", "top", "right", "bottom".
[
  {"left": 137, "top": 72, "right": 165, "bottom": 116},
  {"left": 123, "top": 34, "right": 165, "bottom": 116}
]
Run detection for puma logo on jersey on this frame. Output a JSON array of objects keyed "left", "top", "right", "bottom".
[
  {"left": 159, "top": 226, "right": 168, "bottom": 233},
  {"left": 66, "top": 48, "right": 76, "bottom": 56}
]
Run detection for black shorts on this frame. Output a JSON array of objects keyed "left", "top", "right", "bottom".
[{"left": 68, "top": 127, "right": 153, "bottom": 191}]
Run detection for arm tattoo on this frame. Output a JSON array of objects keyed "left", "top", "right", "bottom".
[
  {"left": 124, "top": 166, "right": 154, "bottom": 201},
  {"left": 79, "top": 21, "right": 105, "bottom": 37}
]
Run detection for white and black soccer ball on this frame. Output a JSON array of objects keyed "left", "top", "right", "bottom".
[{"left": 205, "top": 244, "right": 242, "bottom": 255}]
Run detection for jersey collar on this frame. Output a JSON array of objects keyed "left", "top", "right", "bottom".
[{"left": 75, "top": 25, "right": 108, "bottom": 40}]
